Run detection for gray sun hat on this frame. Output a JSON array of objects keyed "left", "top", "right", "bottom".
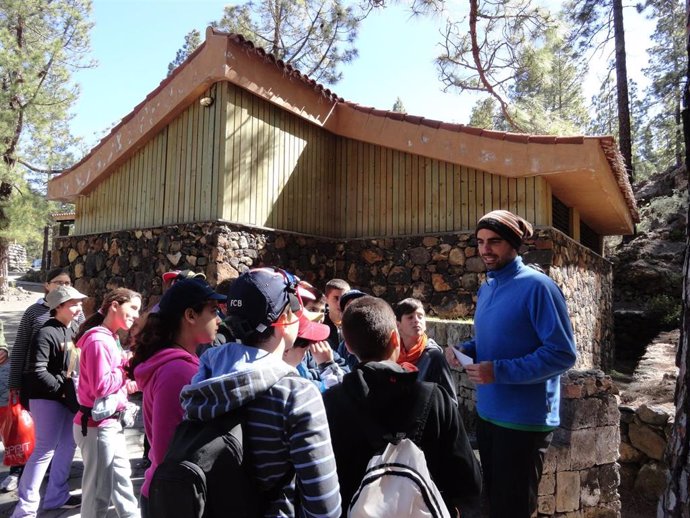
[{"left": 46, "top": 285, "right": 88, "bottom": 310}]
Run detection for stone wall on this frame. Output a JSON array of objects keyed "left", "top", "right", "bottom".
[
  {"left": 537, "top": 370, "right": 621, "bottom": 517},
  {"left": 619, "top": 404, "right": 671, "bottom": 505},
  {"left": 53, "top": 220, "right": 612, "bottom": 369}
]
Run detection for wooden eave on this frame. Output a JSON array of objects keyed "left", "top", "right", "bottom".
[{"left": 49, "top": 27, "right": 638, "bottom": 236}]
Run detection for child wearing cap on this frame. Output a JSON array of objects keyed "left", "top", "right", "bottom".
[
  {"left": 282, "top": 311, "right": 345, "bottom": 392},
  {"left": 3, "top": 268, "right": 83, "bottom": 493},
  {"left": 11, "top": 285, "right": 88, "bottom": 516},
  {"left": 127, "top": 278, "right": 226, "bottom": 517},
  {"left": 178, "top": 267, "right": 341, "bottom": 518}
]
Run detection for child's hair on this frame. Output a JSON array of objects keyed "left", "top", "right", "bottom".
[
  {"left": 43, "top": 267, "right": 70, "bottom": 294},
  {"left": 393, "top": 298, "right": 425, "bottom": 321},
  {"left": 341, "top": 296, "right": 396, "bottom": 362},
  {"left": 45, "top": 267, "right": 70, "bottom": 283},
  {"left": 325, "top": 278, "right": 350, "bottom": 296},
  {"left": 75, "top": 288, "right": 141, "bottom": 343},
  {"left": 126, "top": 300, "right": 205, "bottom": 379}
]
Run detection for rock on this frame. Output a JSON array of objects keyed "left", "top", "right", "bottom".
[
  {"left": 166, "top": 252, "right": 182, "bottom": 266},
  {"left": 465, "top": 256, "right": 485, "bottom": 273},
  {"left": 361, "top": 248, "right": 383, "bottom": 264},
  {"left": 628, "top": 421, "right": 666, "bottom": 460},
  {"left": 408, "top": 247, "right": 430, "bottom": 265},
  {"left": 68, "top": 249, "right": 79, "bottom": 263},
  {"left": 556, "top": 471, "right": 580, "bottom": 512},
  {"left": 633, "top": 462, "right": 668, "bottom": 501},
  {"left": 448, "top": 247, "right": 465, "bottom": 266},
  {"left": 618, "top": 441, "right": 645, "bottom": 464},
  {"left": 637, "top": 404, "right": 670, "bottom": 426},
  {"left": 431, "top": 273, "right": 452, "bottom": 292}
]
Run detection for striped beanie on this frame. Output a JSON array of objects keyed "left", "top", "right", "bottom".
[{"left": 476, "top": 210, "right": 534, "bottom": 250}]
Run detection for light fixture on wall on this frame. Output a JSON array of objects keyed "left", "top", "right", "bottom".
[{"left": 199, "top": 96, "right": 214, "bottom": 107}]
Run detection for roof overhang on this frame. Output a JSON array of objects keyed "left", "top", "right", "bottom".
[{"left": 49, "top": 27, "right": 638, "bottom": 236}]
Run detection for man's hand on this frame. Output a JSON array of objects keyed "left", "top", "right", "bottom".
[
  {"left": 444, "top": 345, "right": 461, "bottom": 368},
  {"left": 310, "top": 340, "right": 333, "bottom": 365},
  {"left": 464, "top": 361, "right": 495, "bottom": 384},
  {"left": 0, "top": 349, "right": 8, "bottom": 365}
]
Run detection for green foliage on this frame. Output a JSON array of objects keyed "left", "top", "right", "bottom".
[
  {"left": 636, "top": 189, "right": 688, "bottom": 234},
  {"left": 508, "top": 27, "right": 589, "bottom": 134},
  {"left": 466, "top": 26, "right": 589, "bottom": 135},
  {"left": 646, "top": 293, "right": 682, "bottom": 329},
  {"left": 3, "top": 176, "right": 65, "bottom": 259},
  {"left": 436, "top": 0, "right": 553, "bottom": 127},
  {"left": 171, "top": 0, "right": 370, "bottom": 85},
  {"left": 634, "top": 0, "right": 686, "bottom": 175},
  {"left": 167, "top": 29, "right": 201, "bottom": 76},
  {"left": 392, "top": 97, "right": 406, "bottom": 113},
  {"left": 0, "top": 0, "right": 91, "bottom": 287}
]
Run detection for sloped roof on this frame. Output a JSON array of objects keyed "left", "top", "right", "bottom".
[{"left": 49, "top": 27, "right": 638, "bottom": 235}]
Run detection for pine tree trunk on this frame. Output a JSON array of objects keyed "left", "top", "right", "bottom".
[
  {"left": 613, "top": 0, "right": 633, "bottom": 185},
  {"left": 657, "top": 2, "right": 690, "bottom": 514},
  {"left": 0, "top": 238, "right": 8, "bottom": 295}
]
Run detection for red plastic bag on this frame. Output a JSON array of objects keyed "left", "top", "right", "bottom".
[{"left": 0, "top": 390, "right": 35, "bottom": 466}]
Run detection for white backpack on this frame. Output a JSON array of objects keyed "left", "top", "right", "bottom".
[{"left": 348, "top": 384, "right": 452, "bottom": 518}]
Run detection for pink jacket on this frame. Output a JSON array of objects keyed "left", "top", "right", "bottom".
[
  {"left": 134, "top": 347, "right": 199, "bottom": 497},
  {"left": 73, "top": 326, "right": 129, "bottom": 428}
]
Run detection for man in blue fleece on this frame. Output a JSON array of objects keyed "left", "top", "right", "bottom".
[{"left": 449, "top": 209, "right": 577, "bottom": 518}]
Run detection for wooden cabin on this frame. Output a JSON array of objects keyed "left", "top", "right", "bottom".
[
  {"left": 48, "top": 28, "right": 638, "bottom": 370},
  {"left": 49, "top": 28, "right": 636, "bottom": 245}
]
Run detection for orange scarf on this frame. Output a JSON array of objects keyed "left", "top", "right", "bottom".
[{"left": 397, "top": 333, "right": 427, "bottom": 366}]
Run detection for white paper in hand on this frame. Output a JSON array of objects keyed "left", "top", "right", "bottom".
[{"left": 452, "top": 346, "right": 474, "bottom": 366}]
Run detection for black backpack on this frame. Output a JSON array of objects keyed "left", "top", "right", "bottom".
[{"left": 148, "top": 409, "right": 261, "bottom": 518}]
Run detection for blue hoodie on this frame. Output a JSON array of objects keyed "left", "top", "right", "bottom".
[{"left": 462, "top": 256, "right": 576, "bottom": 427}]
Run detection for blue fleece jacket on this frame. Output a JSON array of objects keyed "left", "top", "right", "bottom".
[{"left": 462, "top": 256, "right": 576, "bottom": 427}]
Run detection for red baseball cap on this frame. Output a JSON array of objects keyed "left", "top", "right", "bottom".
[{"left": 297, "top": 313, "right": 330, "bottom": 342}]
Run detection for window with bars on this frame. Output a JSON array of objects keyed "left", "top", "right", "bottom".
[
  {"left": 552, "top": 196, "right": 571, "bottom": 236},
  {"left": 580, "top": 220, "right": 602, "bottom": 255}
]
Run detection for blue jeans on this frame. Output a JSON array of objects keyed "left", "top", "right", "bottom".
[{"left": 11, "top": 399, "right": 76, "bottom": 517}]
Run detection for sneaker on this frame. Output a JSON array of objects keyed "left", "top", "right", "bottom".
[
  {"left": 59, "top": 495, "right": 82, "bottom": 509},
  {"left": 0, "top": 474, "right": 18, "bottom": 492}
]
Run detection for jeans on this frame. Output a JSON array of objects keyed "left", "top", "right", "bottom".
[
  {"left": 10, "top": 399, "right": 76, "bottom": 517},
  {"left": 73, "top": 421, "right": 139, "bottom": 518}
]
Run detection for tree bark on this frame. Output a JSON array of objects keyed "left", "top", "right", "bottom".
[
  {"left": 657, "top": 1, "right": 690, "bottom": 515},
  {"left": 612, "top": 0, "right": 633, "bottom": 185}
]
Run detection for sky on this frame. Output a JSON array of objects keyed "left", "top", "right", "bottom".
[{"left": 70, "top": 0, "right": 654, "bottom": 149}]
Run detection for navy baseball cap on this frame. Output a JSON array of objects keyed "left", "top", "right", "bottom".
[
  {"left": 158, "top": 278, "right": 226, "bottom": 316},
  {"left": 225, "top": 267, "right": 302, "bottom": 339}
]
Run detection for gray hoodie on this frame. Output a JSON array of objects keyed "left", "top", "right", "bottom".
[{"left": 180, "top": 343, "right": 341, "bottom": 518}]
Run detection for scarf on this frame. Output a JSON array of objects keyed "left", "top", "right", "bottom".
[{"left": 397, "top": 333, "right": 427, "bottom": 366}]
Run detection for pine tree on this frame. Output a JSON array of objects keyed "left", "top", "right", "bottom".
[
  {"left": 637, "top": 0, "right": 686, "bottom": 170},
  {"left": 0, "top": 0, "right": 92, "bottom": 291},
  {"left": 167, "top": 29, "right": 201, "bottom": 76},
  {"left": 169, "top": 0, "right": 372, "bottom": 85},
  {"left": 509, "top": 27, "right": 589, "bottom": 135},
  {"left": 392, "top": 97, "right": 406, "bottom": 113}
]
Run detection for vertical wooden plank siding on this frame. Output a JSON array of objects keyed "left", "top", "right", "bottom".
[{"left": 74, "top": 81, "right": 556, "bottom": 239}]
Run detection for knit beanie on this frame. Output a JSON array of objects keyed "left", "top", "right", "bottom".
[{"left": 476, "top": 210, "right": 534, "bottom": 250}]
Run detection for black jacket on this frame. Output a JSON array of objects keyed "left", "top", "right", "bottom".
[
  {"left": 323, "top": 361, "right": 482, "bottom": 515},
  {"left": 24, "top": 318, "right": 78, "bottom": 402}
]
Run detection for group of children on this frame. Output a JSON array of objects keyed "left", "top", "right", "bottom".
[{"left": 4, "top": 265, "right": 481, "bottom": 517}]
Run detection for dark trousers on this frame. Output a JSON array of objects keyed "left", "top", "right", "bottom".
[{"left": 477, "top": 418, "right": 553, "bottom": 518}]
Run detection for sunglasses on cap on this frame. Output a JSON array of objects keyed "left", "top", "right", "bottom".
[{"left": 270, "top": 267, "right": 304, "bottom": 327}]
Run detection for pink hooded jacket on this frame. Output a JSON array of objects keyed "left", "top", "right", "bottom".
[
  {"left": 134, "top": 347, "right": 199, "bottom": 497},
  {"left": 73, "top": 326, "right": 129, "bottom": 428}
]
